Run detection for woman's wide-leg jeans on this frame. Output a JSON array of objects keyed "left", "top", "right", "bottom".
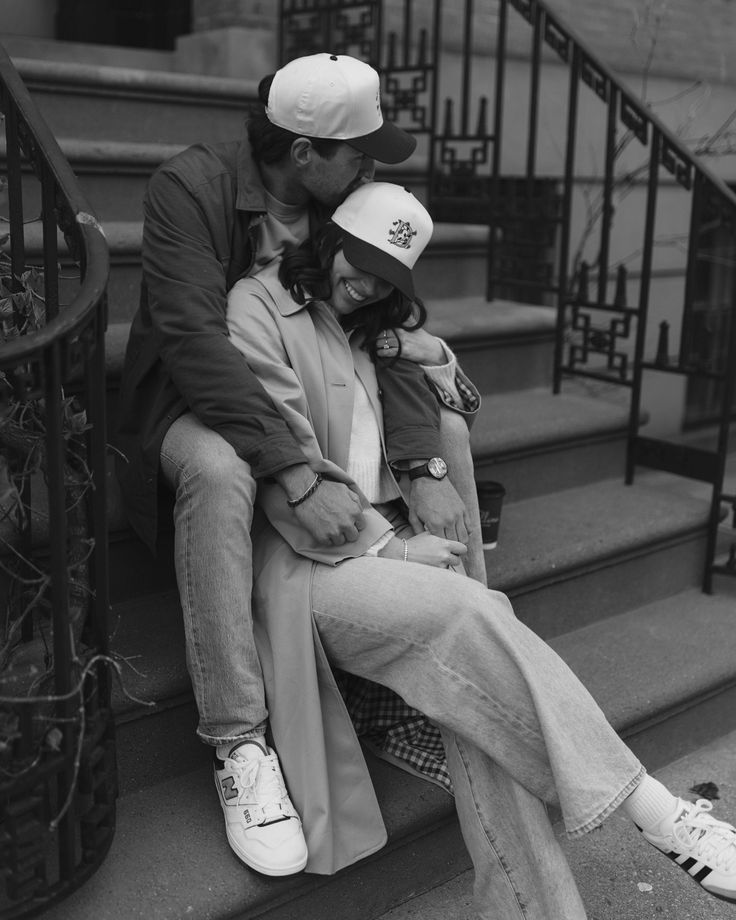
[{"left": 311, "top": 556, "right": 644, "bottom": 919}]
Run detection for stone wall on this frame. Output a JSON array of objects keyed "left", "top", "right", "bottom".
[
  {"left": 544, "top": 0, "right": 736, "bottom": 84},
  {"left": 176, "top": 0, "right": 278, "bottom": 79},
  {"left": 190, "top": 0, "right": 277, "bottom": 34}
]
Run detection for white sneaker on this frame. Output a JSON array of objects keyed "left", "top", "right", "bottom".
[
  {"left": 213, "top": 738, "right": 308, "bottom": 876},
  {"left": 641, "top": 798, "right": 736, "bottom": 903}
]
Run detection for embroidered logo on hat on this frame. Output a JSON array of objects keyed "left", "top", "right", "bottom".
[{"left": 388, "top": 220, "right": 417, "bottom": 250}]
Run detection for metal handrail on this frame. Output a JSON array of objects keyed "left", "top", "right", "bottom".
[
  {"left": 498, "top": 0, "right": 736, "bottom": 591},
  {"left": 511, "top": 0, "right": 736, "bottom": 210},
  {"left": 0, "top": 41, "right": 116, "bottom": 918},
  {"left": 0, "top": 43, "right": 109, "bottom": 365}
]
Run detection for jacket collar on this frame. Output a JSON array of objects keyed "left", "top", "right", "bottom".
[
  {"left": 260, "top": 269, "right": 368, "bottom": 352},
  {"left": 253, "top": 263, "right": 318, "bottom": 318},
  {"left": 235, "top": 125, "right": 269, "bottom": 214}
]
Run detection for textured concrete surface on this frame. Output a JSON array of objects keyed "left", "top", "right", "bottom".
[
  {"left": 377, "top": 727, "right": 736, "bottom": 919},
  {"left": 489, "top": 476, "right": 710, "bottom": 593}
]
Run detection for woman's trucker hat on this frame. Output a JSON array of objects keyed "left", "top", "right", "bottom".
[
  {"left": 266, "top": 53, "right": 416, "bottom": 164},
  {"left": 331, "top": 183, "right": 433, "bottom": 300}
]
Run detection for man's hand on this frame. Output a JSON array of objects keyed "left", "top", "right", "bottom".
[
  {"left": 408, "top": 476, "right": 469, "bottom": 544},
  {"left": 274, "top": 464, "right": 366, "bottom": 546},
  {"left": 293, "top": 478, "right": 366, "bottom": 545}
]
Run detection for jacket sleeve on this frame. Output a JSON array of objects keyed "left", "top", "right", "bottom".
[
  {"left": 420, "top": 339, "right": 481, "bottom": 428},
  {"left": 375, "top": 358, "right": 442, "bottom": 464},
  {"left": 141, "top": 165, "right": 307, "bottom": 478},
  {"left": 226, "top": 279, "right": 324, "bottom": 468}
]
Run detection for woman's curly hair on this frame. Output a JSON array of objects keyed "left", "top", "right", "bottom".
[{"left": 278, "top": 221, "right": 427, "bottom": 359}]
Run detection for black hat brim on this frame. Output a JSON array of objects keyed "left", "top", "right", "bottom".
[
  {"left": 341, "top": 231, "right": 415, "bottom": 300},
  {"left": 347, "top": 120, "right": 417, "bottom": 165}
]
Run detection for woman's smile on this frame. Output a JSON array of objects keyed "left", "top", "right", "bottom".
[
  {"left": 343, "top": 279, "right": 370, "bottom": 304},
  {"left": 329, "top": 250, "right": 393, "bottom": 315}
]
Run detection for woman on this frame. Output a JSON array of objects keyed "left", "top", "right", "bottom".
[{"left": 227, "top": 182, "right": 736, "bottom": 918}]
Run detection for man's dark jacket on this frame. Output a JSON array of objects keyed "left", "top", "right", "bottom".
[{"left": 116, "top": 133, "right": 441, "bottom": 552}]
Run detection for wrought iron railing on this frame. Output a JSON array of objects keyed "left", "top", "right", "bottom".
[
  {"left": 280, "top": 0, "right": 736, "bottom": 592},
  {"left": 0, "top": 43, "right": 115, "bottom": 917}
]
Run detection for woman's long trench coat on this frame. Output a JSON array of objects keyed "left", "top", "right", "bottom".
[{"left": 229, "top": 262, "right": 422, "bottom": 874}]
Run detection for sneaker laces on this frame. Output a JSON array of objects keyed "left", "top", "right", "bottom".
[
  {"left": 672, "top": 799, "right": 736, "bottom": 873},
  {"left": 225, "top": 752, "right": 294, "bottom": 825}
]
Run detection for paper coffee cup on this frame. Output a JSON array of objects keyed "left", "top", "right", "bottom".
[{"left": 476, "top": 481, "right": 505, "bottom": 549}]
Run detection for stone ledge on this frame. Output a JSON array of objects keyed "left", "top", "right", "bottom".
[
  {"left": 4, "top": 220, "right": 486, "bottom": 259},
  {"left": 551, "top": 586, "right": 736, "bottom": 737},
  {"left": 12, "top": 56, "right": 260, "bottom": 102},
  {"left": 470, "top": 387, "right": 629, "bottom": 460}
]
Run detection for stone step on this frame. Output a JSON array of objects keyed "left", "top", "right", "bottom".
[
  {"left": 14, "top": 57, "right": 259, "bottom": 145},
  {"left": 426, "top": 296, "right": 555, "bottom": 393},
  {"left": 0, "top": 137, "right": 185, "bottom": 222},
  {"left": 34, "top": 585, "right": 736, "bottom": 920},
  {"left": 470, "top": 384, "right": 631, "bottom": 498},
  {"left": 10, "top": 220, "right": 491, "bottom": 324},
  {"left": 549, "top": 584, "right": 736, "bottom": 771},
  {"left": 494, "top": 473, "right": 714, "bottom": 636},
  {"left": 1, "top": 35, "right": 179, "bottom": 74},
  {"left": 35, "top": 750, "right": 467, "bottom": 920}
]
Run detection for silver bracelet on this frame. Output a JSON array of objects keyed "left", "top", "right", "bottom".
[
  {"left": 402, "top": 538, "right": 409, "bottom": 562},
  {"left": 286, "top": 473, "right": 323, "bottom": 508}
]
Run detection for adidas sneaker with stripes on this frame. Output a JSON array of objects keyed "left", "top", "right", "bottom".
[{"left": 640, "top": 798, "right": 736, "bottom": 903}]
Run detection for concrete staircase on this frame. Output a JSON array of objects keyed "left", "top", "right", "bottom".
[{"left": 7, "top": 50, "right": 736, "bottom": 920}]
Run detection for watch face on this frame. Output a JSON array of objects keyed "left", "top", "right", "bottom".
[{"left": 428, "top": 457, "right": 448, "bottom": 479}]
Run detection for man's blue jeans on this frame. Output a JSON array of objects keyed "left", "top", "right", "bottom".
[{"left": 160, "top": 412, "right": 266, "bottom": 744}]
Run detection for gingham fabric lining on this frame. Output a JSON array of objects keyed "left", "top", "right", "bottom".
[
  {"left": 430, "top": 371, "right": 480, "bottom": 414},
  {"left": 337, "top": 671, "right": 453, "bottom": 793}
]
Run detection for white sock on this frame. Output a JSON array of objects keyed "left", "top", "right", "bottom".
[{"left": 619, "top": 775, "right": 680, "bottom": 833}]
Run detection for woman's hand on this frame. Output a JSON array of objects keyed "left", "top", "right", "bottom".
[
  {"left": 375, "top": 327, "right": 446, "bottom": 366},
  {"left": 378, "top": 532, "right": 467, "bottom": 568}
]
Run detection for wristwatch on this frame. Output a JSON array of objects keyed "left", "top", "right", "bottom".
[{"left": 408, "top": 457, "right": 448, "bottom": 481}]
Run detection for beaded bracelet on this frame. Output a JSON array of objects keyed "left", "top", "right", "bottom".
[
  {"left": 286, "top": 473, "right": 323, "bottom": 508},
  {"left": 401, "top": 538, "right": 409, "bottom": 562}
]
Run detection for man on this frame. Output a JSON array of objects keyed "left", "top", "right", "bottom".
[{"left": 116, "top": 53, "right": 478, "bottom": 876}]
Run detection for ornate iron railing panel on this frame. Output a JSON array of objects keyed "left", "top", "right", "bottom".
[
  {"left": 498, "top": 2, "right": 736, "bottom": 591},
  {"left": 0, "top": 42, "right": 115, "bottom": 917},
  {"left": 277, "top": 0, "right": 736, "bottom": 589},
  {"left": 280, "top": 0, "right": 383, "bottom": 67}
]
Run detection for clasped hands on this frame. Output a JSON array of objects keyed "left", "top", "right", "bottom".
[{"left": 276, "top": 463, "right": 468, "bottom": 568}]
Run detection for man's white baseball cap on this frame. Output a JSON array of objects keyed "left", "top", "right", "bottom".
[
  {"left": 331, "top": 183, "right": 433, "bottom": 299},
  {"left": 266, "top": 53, "right": 416, "bottom": 164}
]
